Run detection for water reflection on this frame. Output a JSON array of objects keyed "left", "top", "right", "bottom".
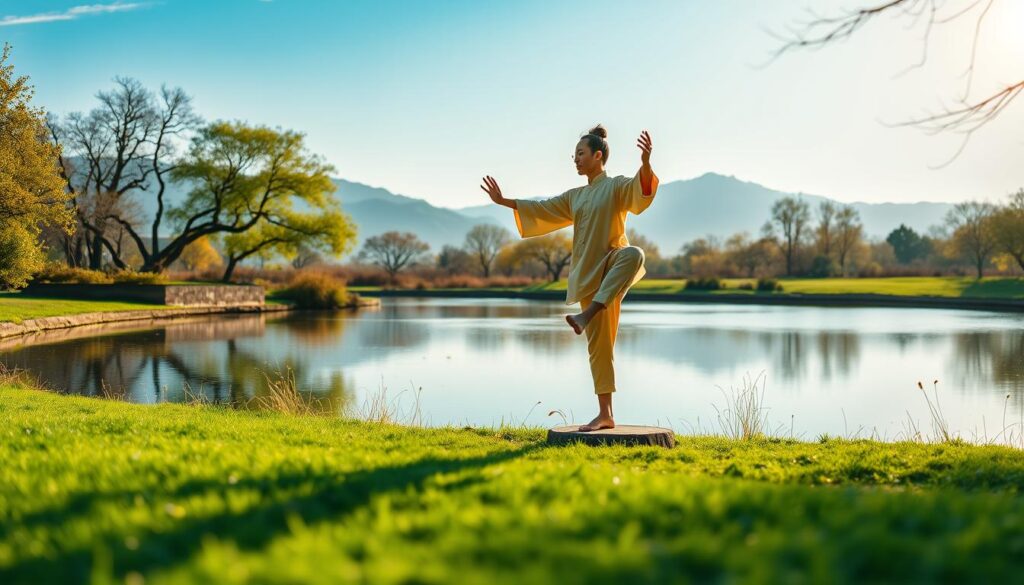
[
  {"left": 616, "top": 326, "right": 861, "bottom": 383},
  {"left": 950, "top": 331, "right": 1024, "bottom": 405},
  {"left": 1, "top": 314, "right": 352, "bottom": 412},
  {"left": 3, "top": 299, "right": 1024, "bottom": 436}
]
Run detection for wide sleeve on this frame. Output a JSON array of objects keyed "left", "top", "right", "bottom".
[
  {"left": 615, "top": 168, "right": 660, "bottom": 215},
  {"left": 512, "top": 189, "right": 574, "bottom": 238}
]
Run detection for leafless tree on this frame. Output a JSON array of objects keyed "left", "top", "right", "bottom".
[
  {"left": 946, "top": 200, "right": 998, "bottom": 278},
  {"left": 833, "top": 206, "right": 864, "bottom": 276},
  {"left": 463, "top": 224, "right": 511, "bottom": 277},
  {"left": 358, "top": 231, "right": 430, "bottom": 278},
  {"left": 518, "top": 233, "right": 573, "bottom": 282},
  {"left": 816, "top": 201, "right": 837, "bottom": 257},
  {"left": 48, "top": 78, "right": 200, "bottom": 269},
  {"left": 763, "top": 196, "right": 811, "bottom": 276},
  {"left": 291, "top": 245, "right": 324, "bottom": 269},
  {"left": 989, "top": 189, "right": 1024, "bottom": 271}
]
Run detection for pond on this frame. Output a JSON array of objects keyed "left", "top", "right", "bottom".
[{"left": 4, "top": 298, "right": 1024, "bottom": 443}]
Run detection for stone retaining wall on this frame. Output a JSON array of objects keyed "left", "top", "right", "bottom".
[
  {"left": 22, "top": 284, "right": 264, "bottom": 306},
  {"left": 0, "top": 304, "right": 291, "bottom": 341}
]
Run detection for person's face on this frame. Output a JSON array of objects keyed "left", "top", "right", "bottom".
[{"left": 573, "top": 139, "right": 603, "bottom": 175}]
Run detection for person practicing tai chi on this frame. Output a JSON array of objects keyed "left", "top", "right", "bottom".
[{"left": 480, "top": 124, "right": 659, "bottom": 432}]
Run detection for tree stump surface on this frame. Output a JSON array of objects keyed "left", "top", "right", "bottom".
[{"left": 546, "top": 425, "right": 675, "bottom": 448}]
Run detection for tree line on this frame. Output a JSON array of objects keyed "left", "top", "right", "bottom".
[{"left": 354, "top": 192, "right": 1024, "bottom": 282}]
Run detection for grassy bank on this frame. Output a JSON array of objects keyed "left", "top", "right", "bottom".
[
  {"left": 530, "top": 276, "right": 1024, "bottom": 298},
  {"left": 0, "top": 294, "right": 173, "bottom": 324},
  {"left": 3, "top": 385, "right": 1024, "bottom": 583},
  {"left": 349, "top": 276, "right": 1024, "bottom": 300},
  {"left": 0, "top": 292, "right": 295, "bottom": 325}
]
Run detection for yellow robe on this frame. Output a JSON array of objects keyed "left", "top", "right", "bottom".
[
  {"left": 513, "top": 169, "right": 659, "bottom": 394},
  {"left": 513, "top": 169, "right": 660, "bottom": 305}
]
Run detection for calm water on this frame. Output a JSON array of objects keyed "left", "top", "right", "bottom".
[{"left": 5, "top": 298, "right": 1024, "bottom": 442}]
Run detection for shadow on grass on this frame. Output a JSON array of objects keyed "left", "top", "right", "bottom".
[
  {"left": 960, "top": 278, "right": 1024, "bottom": 299},
  {"left": 5, "top": 443, "right": 546, "bottom": 583}
]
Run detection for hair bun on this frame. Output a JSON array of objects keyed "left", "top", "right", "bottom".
[{"left": 587, "top": 124, "right": 607, "bottom": 140}]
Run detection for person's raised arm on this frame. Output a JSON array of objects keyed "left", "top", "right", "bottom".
[
  {"left": 615, "top": 130, "right": 660, "bottom": 215},
  {"left": 480, "top": 175, "right": 517, "bottom": 210},
  {"left": 482, "top": 174, "right": 573, "bottom": 238},
  {"left": 637, "top": 130, "right": 655, "bottom": 197}
]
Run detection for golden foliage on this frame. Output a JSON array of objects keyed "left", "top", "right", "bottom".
[{"left": 0, "top": 45, "right": 74, "bottom": 287}]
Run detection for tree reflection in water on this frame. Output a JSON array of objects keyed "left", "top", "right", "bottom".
[
  {"left": 950, "top": 331, "right": 1024, "bottom": 406},
  {"left": 617, "top": 327, "right": 861, "bottom": 383},
  {"left": 0, "top": 313, "right": 352, "bottom": 413}
]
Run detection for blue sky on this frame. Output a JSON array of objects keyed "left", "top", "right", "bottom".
[{"left": 4, "top": 0, "right": 1023, "bottom": 208}]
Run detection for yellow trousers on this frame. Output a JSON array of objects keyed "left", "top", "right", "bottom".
[{"left": 581, "top": 246, "right": 645, "bottom": 395}]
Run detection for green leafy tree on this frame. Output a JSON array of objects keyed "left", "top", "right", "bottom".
[
  {"left": 885, "top": 224, "right": 931, "bottom": 264},
  {"left": 154, "top": 121, "right": 342, "bottom": 274},
  {"left": 220, "top": 207, "right": 356, "bottom": 281},
  {"left": 0, "top": 45, "right": 74, "bottom": 288}
]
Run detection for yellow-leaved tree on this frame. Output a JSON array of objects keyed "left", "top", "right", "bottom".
[
  {"left": 178, "top": 235, "right": 223, "bottom": 272},
  {"left": 167, "top": 121, "right": 357, "bottom": 279},
  {"left": 0, "top": 45, "right": 74, "bottom": 288},
  {"left": 221, "top": 207, "right": 356, "bottom": 281}
]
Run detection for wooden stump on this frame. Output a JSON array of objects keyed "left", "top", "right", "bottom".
[{"left": 546, "top": 425, "right": 675, "bottom": 448}]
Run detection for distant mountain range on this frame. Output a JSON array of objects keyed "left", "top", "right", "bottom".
[
  {"left": 456, "top": 172, "right": 952, "bottom": 253},
  {"left": 130, "top": 172, "right": 953, "bottom": 255}
]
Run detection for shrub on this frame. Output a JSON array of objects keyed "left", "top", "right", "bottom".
[
  {"left": 275, "top": 272, "right": 350, "bottom": 309},
  {"left": 756, "top": 278, "right": 783, "bottom": 292},
  {"left": 32, "top": 264, "right": 113, "bottom": 284},
  {"left": 738, "top": 282, "right": 754, "bottom": 291},
  {"left": 109, "top": 269, "right": 168, "bottom": 285},
  {"left": 32, "top": 264, "right": 169, "bottom": 285},
  {"left": 809, "top": 255, "right": 838, "bottom": 278},
  {"left": 684, "top": 277, "right": 722, "bottom": 290}
]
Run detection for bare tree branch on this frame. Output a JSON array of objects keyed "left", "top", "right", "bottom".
[{"left": 768, "top": 0, "right": 1020, "bottom": 163}]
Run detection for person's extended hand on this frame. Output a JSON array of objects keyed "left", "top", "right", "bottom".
[
  {"left": 480, "top": 175, "right": 504, "bottom": 205},
  {"left": 636, "top": 130, "right": 653, "bottom": 166}
]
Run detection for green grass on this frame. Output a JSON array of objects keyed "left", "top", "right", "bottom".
[
  {"left": 3, "top": 385, "right": 1024, "bottom": 583},
  {"left": 0, "top": 294, "right": 174, "bottom": 324},
  {"left": 396, "top": 276, "right": 1024, "bottom": 300}
]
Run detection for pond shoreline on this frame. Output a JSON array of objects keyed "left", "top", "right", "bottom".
[
  {"left": 359, "top": 288, "right": 1024, "bottom": 312},
  {"left": 0, "top": 303, "right": 294, "bottom": 341}
]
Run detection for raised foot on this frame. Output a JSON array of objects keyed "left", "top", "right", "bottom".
[
  {"left": 565, "top": 314, "right": 586, "bottom": 335},
  {"left": 578, "top": 415, "right": 615, "bottom": 432}
]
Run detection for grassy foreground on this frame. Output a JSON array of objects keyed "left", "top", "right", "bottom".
[{"left": 3, "top": 386, "right": 1024, "bottom": 583}]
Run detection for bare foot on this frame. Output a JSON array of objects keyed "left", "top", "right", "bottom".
[
  {"left": 565, "top": 313, "right": 588, "bottom": 335},
  {"left": 578, "top": 415, "right": 615, "bottom": 432}
]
